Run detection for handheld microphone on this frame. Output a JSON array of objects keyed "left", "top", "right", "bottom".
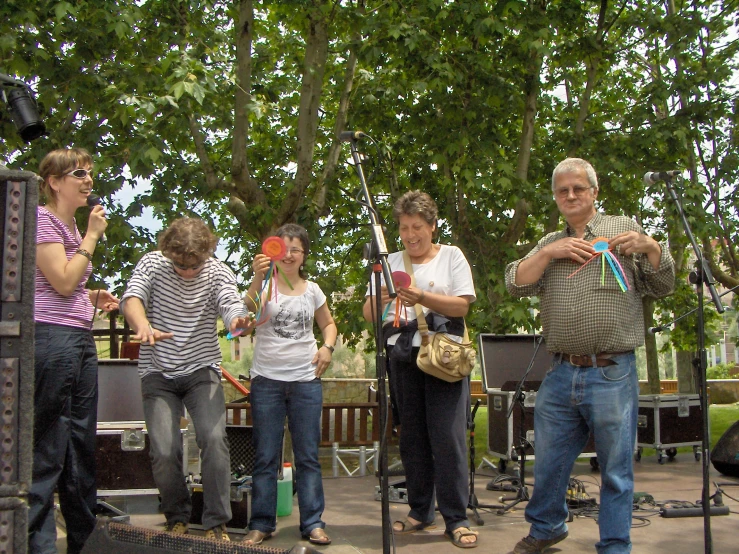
[
  {"left": 643, "top": 170, "right": 682, "bottom": 184},
  {"left": 86, "top": 194, "right": 107, "bottom": 241},
  {"left": 339, "top": 130, "right": 368, "bottom": 142}
]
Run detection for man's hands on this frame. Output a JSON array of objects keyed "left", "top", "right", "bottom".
[
  {"left": 229, "top": 314, "right": 257, "bottom": 337},
  {"left": 544, "top": 237, "right": 596, "bottom": 264},
  {"left": 131, "top": 324, "right": 174, "bottom": 345},
  {"left": 609, "top": 231, "right": 660, "bottom": 256},
  {"left": 88, "top": 289, "right": 119, "bottom": 312}
]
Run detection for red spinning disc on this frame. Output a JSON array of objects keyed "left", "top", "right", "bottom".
[
  {"left": 392, "top": 271, "right": 411, "bottom": 288},
  {"left": 262, "top": 236, "right": 287, "bottom": 260}
]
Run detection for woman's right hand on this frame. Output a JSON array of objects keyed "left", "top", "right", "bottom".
[
  {"left": 87, "top": 205, "right": 108, "bottom": 242},
  {"left": 252, "top": 254, "right": 272, "bottom": 280}
]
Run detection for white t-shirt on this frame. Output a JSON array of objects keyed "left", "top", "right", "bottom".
[
  {"left": 251, "top": 281, "right": 327, "bottom": 382},
  {"left": 367, "top": 244, "right": 476, "bottom": 346}
]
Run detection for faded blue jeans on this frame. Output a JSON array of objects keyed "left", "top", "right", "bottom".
[
  {"left": 525, "top": 352, "right": 638, "bottom": 554},
  {"left": 248, "top": 376, "right": 325, "bottom": 537},
  {"left": 141, "top": 368, "right": 231, "bottom": 530}
]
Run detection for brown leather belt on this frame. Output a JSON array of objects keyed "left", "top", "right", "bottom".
[{"left": 556, "top": 352, "right": 626, "bottom": 368}]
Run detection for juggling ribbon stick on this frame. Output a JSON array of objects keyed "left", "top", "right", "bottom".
[
  {"left": 567, "top": 237, "right": 630, "bottom": 292},
  {"left": 383, "top": 271, "right": 411, "bottom": 327},
  {"left": 227, "top": 236, "right": 291, "bottom": 340}
]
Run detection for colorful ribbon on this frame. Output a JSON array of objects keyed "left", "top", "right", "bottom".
[{"left": 567, "top": 237, "right": 630, "bottom": 292}]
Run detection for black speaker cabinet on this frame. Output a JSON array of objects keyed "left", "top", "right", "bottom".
[
  {"left": 81, "top": 519, "right": 292, "bottom": 553},
  {"left": 477, "top": 334, "right": 551, "bottom": 391},
  {"left": 1, "top": 169, "right": 40, "bottom": 553},
  {"left": 636, "top": 394, "right": 703, "bottom": 462}
]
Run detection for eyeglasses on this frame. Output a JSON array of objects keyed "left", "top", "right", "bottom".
[
  {"left": 172, "top": 260, "right": 206, "bottom": 271},
  {"left": 554, "top": 185, "right": 592, "bottom": 198},
  {"left": 285, "top": 248, "right": 304, "bottom": 256},
  {"left": 63, "top": 168, "right": 94, "bottom": 179}
]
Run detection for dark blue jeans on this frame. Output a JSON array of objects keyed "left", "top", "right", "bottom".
[
  {"left": 141, "top": 368, "right": 231, "bottom": 530},
  {"left": 248, "top": 376, "right": 325, "bottom": 536},
  {"left": 29, "top": 323, "right": 98, "bottom": 554}
]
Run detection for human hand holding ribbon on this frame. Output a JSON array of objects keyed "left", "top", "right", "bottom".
[
  {"left": 227, "top": 236, "right": 293, "bottom": 339},
  {"left": 383, "top": 271, "right": 411, "bottom": 327},
  {"left": 567, "top": 237, "right": 630, "bottom": 291}
]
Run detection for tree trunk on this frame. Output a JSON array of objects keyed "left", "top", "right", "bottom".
[
  {"left": 676, "top": 350, "right": 697, "bottom": 394},
  {"left": 643, "top": 297, "right": 661, "bottom": 394}
]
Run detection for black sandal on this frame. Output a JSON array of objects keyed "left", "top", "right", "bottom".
[{"left": 393, "top": 519, "right": 436, "bottom": 535}]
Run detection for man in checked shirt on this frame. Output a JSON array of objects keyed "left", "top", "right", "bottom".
[{"left": 505, "top": 158, "right": 675, "bottom": 554}]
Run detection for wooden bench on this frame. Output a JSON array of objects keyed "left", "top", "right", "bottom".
[
  {"left": 470, "top": 380, "right": 487, "bottom": 405},
  {"left": 321, "top": 402, "right": 392, "bottom": 477},
  {"left": 226, "top": 401, "right": 394, "bottom": 477}
]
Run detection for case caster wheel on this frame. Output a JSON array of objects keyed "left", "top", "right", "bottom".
[
  {"left": 666, "top": 447, "right": 677, "bottom": 461},
  {"left": 634, "top": 448, "right": 642, "bottom": 462},
  {"left": 589, "top": 457, "right": 600, "bottom": 471},
  {"left": 693, "top": 447, "right": 701, "bottom": 461},
  {"left": 658, "top": 451, "right": 665, "bottom": 465},
  {"left": 499, "top": 459, "right": 507, "bottom": 474}
]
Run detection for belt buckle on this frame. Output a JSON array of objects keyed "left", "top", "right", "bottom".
[{"left": 569, "top": 354, "right": 590, "bottom": 367}]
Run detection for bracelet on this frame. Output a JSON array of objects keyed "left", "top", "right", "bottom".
[
  {"left": 322, "top": 344, "right": 335, "bottom": 354},
  {"left": 419, "top": 290, "right": 425, "bottom": 302},
  {"left": 75, "top": 248, "right": 93, "bottom": 261}
]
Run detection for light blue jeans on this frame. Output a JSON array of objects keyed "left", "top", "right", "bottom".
[
  {"left": 525, "top": 352, "right": 638, "bottom": 554},
  {"left": 248, "top": 376, "right": 325, "bottom": 537}
]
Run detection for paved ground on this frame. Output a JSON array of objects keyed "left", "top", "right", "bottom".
[{"left": 56, "top": 451, "right": 739, "bottom": 554}]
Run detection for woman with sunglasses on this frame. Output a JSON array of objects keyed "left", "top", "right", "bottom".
[
  {"left": 243, "top": 223, "right": 337, "bottom": 547},
  {"left": 30, "top": 148, "right": 119, "bottom": 553}
]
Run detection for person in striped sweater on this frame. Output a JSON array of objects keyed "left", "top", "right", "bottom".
[{"left": 120, "top": 217, "right": 254, "bottom": 542}]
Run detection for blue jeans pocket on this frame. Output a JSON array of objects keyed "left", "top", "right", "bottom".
[{"left": 599, "top": 359, "right": 632, "bottom": 381}]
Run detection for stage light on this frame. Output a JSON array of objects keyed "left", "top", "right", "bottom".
[{"left": 0, "top": 73, "right": 46, "bottom": 142}]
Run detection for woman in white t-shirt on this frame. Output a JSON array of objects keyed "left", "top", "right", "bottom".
[
  {"left": 362, "top": 190, "right": 479, "bottom": 549},
  {"left": 243, "top": 224, "right": 337, "bottom": 547}
]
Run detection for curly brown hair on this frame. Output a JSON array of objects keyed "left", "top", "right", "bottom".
[
  {"left": 392, "top": 190, "right": 438, "bottom": 227},
  {"left": 38, "top": 148, "right": 93, "bottom": 206},
  {"left": 158, "top": 218, "right": 218, "bottom": 267}
]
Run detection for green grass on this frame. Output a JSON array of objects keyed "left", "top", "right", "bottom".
[{"left": 471, "top": 403, "right": 739, "bottom": 465}]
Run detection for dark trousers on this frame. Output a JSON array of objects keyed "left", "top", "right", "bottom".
[
  {"left": 29, "top": 323, "right": 98, "bottom": 554},
  {"left": 388, "top": 346, "right": 471, "bottom": 532}
]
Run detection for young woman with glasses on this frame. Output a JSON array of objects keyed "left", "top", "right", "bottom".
[{"left": 243, "top": 223, "right": 337, "bottom": 547}]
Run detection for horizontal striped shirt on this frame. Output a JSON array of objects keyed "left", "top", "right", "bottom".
[
  {"left": 35, "top": 206, "right": 94, "bottom": 328},
  {"left": 120, "top": 251, "right": 247, "bottom": 378},
  {"left": 505, "top": 213, "right": 675, "bottom": 355}
]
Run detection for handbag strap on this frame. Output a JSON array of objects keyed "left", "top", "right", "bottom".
[{"left": 402, "top": 250, "right": 469, "bottom": 344}]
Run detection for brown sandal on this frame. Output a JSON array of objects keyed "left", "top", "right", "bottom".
[
  {"left": 307, "top": 528, "right": 331, "bottom": 545},
  {"left": 445, "top": 527, "right": 479, "bottom": 549},
  {"left": 243, "top": 529, "right": 272, "bottom": 545}
]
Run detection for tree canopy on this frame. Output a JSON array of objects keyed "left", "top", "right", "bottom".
[{"left": 2, "top": 0, "right": 738, "bottom": 352}]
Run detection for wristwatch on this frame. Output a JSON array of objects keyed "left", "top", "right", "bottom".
[{"left": 323, "top": 344, "right": 335, "bottom": 353}]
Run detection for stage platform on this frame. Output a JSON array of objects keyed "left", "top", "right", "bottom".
[{"left": 57, "top": 456, "right": 738, "bottom": 553}]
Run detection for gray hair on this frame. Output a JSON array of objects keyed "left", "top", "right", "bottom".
[{"left": 551, "top": 158, "right": 598, "bottom": 192}]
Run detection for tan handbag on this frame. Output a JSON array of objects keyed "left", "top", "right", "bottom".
[{"left": 402, "top": 252, "right": 476, "bottom": 382}]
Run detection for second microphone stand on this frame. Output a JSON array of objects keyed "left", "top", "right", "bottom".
[{"left": 496, "top": 336, "right": 544, "bottom": 515}]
